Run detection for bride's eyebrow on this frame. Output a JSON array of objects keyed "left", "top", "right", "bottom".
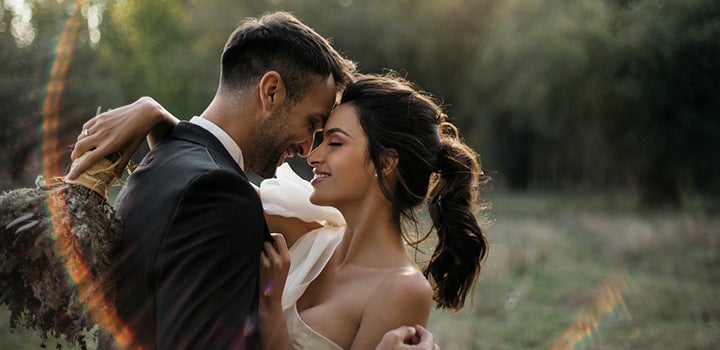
[{"left": 324, "top": 127, "right": 351, "bottom": 138}]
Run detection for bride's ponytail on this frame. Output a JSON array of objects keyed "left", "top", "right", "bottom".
[{"left": 425, "top": 122, "right": 488, "bottom": 311}]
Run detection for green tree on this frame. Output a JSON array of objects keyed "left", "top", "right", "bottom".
[
  {"left": 459, "top": 0, "right": 615, "bottom": 189},
  {"left": 98, "top": 0, "right": 194, "bottom": 113},
  {"left": 0, "top": 0, "right": 122, "bottom": 187},
  {"left": 0, "top": 2, "right": 43, "bottom": 186},
  {"left": 601, "top": 0, "right": 720, "bottom": 206}
]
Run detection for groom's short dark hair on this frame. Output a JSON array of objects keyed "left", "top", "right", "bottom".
[{"left": 220, "top": 11, "right": 355, "bottom": 104}]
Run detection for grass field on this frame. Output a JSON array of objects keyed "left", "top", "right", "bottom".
[
  {"left": 427, "top": 192, "right": 719, "bottom": 349},
  {"left": 1, "top": 192, "right": 718, "bottom": 349}
]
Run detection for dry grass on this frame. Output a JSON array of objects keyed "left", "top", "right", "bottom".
[{"left": 426, "top": 192, "right": 720, "bottom": 349}]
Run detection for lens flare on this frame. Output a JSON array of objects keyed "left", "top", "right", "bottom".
[
  {"left": 550, "top": 280, "right": 630, "bottom": 350},
  {"left": 41, "top": 1, "right": 136, "bottom": 348}
]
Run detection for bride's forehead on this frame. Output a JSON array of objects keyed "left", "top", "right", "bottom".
[{"left": 326, "top": 104, "right": 361, "bottom": 127}]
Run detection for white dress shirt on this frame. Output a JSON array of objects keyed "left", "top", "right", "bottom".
[{"left": 189, "top": 116, "right": 244, "bottom": 171}]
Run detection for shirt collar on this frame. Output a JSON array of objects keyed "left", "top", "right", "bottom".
[{"left": 189, "top": 116, "right": 244, "bottom": 170}]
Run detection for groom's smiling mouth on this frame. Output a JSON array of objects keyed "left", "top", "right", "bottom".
[
  {"left": 278, "top": 148, "right": 293, "bottom": 165},
  {"left": 279, "top": 144, "right": 306, "bottom": 165}
]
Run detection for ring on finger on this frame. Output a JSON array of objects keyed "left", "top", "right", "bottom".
[{"left": 82, "top": 129, "right": 89, "bottom": 136}]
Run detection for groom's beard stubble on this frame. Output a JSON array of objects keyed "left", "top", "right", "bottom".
[{"left": 250, "top": 109, "right": 291, "bottom": 178}]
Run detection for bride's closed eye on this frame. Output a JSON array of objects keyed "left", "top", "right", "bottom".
[
  {"left": 311, "top": 130, "right": 344, "bottom": 150},
  {"left": 315, "top": 127, "right": 350, "bottom": 150}
]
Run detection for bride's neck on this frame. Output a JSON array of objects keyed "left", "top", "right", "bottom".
[{"left": 335, "top": 198, "right": 406, "bottom": 267}]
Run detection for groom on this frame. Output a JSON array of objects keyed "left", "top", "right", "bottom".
[{"left": 84, "top": 12, "right": 353, "bottom": 349}]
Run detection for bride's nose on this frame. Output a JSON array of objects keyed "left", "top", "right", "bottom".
[{"left": 307, "top": 145, "right": 322, "bottom": 166}]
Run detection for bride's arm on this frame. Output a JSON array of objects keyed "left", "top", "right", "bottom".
[{"left": 67, "top": 96, "right": 179, "bottom": 180}]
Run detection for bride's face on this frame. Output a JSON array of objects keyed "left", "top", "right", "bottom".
[{"left": 307, "top": 103, "right": 377, "bottom": 207}]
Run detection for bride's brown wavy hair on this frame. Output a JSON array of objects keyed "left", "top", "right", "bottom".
[{"left": 340, "top": 73, "right": 489, "bottom": 311}]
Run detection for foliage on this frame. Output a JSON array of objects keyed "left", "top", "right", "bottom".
[
  {"left": 0, "top": 0, "right": 120, "bottom": 185},
  {"left": 600, "top": 0, "right": 720, "bottom": 207},
  {"left": 0, "top": 1, "right": 45, "bottom": 185}
]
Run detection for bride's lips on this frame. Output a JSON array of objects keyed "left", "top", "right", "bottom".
[{"left": 311, "top": 170, "right": 330, "bottom": 186}]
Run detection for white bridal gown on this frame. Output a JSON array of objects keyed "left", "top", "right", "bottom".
[{"left": 260, "top": 163, "right": 345, "bottom": 350}]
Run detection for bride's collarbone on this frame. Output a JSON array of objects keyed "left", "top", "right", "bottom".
[
  {"left": 300, "top": 263, "right": 410, "bottom": 313},
  {"left": 296, "top": 265, "right": 424, "bottom": 349}
]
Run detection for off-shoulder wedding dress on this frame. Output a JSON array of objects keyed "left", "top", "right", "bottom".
[{"left": 260, "top": 163, "right": 345, "bottom": 350}]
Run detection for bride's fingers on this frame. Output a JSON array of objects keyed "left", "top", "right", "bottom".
[
  {"left": 259, "top": 248, "right": 281, "bottom": 298},
  {"left": 68, "top": 135, "right": 119, "bottom": 179},
  {"left": 77, "top": 121, "right": 95, "bottom": 142},
  {"left": 67, "top": 146, "right": 105, "bottom": 180},
  {"left": 75, "top": 116, "right": 99, "bottom": 141},
  {"left": 71, "top": 131, "right": 93, "bottom": 160},
  {"left": 82, "top": 116, "right": 97, "bottom": 131},
  {"left": 260, "top": 250, "right": 270, "bottom": 269},
  {"left": 271, "top": 233, "right": 289, "bottom": 257},
  {"left": 262, "top": 241, "right": 281, "bottom": 264}
]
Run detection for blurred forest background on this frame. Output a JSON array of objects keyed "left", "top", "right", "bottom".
[
  {"left": 0, "top": 0, "right": 718, "bottom": 349},
  {"left": 0, "top": 0, "right": 718, "bottom": 207}
]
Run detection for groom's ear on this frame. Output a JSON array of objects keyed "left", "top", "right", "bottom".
[{"left": 259, "top": 71, "right": 287, "bottom": 112}]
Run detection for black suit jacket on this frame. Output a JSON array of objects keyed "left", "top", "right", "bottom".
[{"left": 114, "top": 122, "right": 269, "bottom": 349}]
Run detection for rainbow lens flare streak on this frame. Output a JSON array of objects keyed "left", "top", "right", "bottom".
[
  {"left": 41, "top": 1, "right": 135, "bottom": 348},
  {"left": 550, "top": 280, "right": 630, "bottom": 350}
]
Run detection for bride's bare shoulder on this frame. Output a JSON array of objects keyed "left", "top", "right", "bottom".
[
  {"left": 376, "top": 266, "right": 432, "bottom": 311},
  {"left": 349, "top": 267, "right": 432, "bottom": 349}
]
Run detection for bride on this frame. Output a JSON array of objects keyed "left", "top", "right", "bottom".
[{"left": 71, "top": 73, "right": 488, "bottom": 349}]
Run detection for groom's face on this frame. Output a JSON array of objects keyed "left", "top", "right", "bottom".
[{"left": 252, "top": 74, "right": 337, "bottom": 178}]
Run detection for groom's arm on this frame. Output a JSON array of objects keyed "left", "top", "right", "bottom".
[{"left": 155, "top": 169, "right": 267, "bottom": 349}]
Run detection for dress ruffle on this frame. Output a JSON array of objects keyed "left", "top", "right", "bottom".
[
  {"left": 259, "top": 163, "right": 345, "bottom": 310},
  {"left": 260, "top": 163, "right": 345, "bottom": 227}
]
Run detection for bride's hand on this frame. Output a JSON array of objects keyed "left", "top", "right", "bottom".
[
  {"left": 376, "top": 325, "right": 439, "bottom": 350},
  {"left": 68, "top": 96, "right": 177, "bottom": 180},
  {"left": 260, "top": 233, "right": 290, "bottom": 308},
  {"left": 259, "top": 233, "right": 292, "bottom": 350}
]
